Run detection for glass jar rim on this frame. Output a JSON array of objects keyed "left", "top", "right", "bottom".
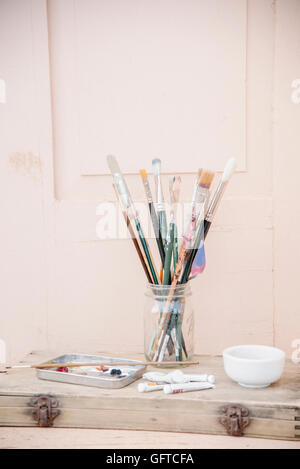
[{"left": 145, "top": 282, "right": 191, "bottom": 298}]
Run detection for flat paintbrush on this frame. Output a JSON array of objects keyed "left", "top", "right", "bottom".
[
  {"left": 180, "top": 170, "right": 214, "bottom": 283},
  {"left": 5, "top": 360, "right": 201, "bottom": 369},
  {"left": 203, "top": 157, "right": 237, "bottom": 236},
  {"left": 181, "top": 158, "right": 236, "bottom": 282},
  {"left": 113, "top": 184, "right": 153, "bottom": 284},
  {"left": 33, "top": 360, "right": 200, "bottom": 369},
  {"left": 107, "top": 155, "right": 159, "bottom": 285}
]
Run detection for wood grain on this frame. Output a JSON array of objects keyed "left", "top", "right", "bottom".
[
  {"left": 0, "top": 352, "right": 299, "bottom": 440},
  {"left": 1, "top": 427, "right": 299, "bottom": 449}
]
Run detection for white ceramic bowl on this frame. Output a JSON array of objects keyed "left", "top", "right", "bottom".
[{"left": 223, "top": 345, "right": 285, "bottom": 388}]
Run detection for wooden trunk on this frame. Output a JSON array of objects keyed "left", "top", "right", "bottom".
[{"left": 0, "top": 352, "right": 299, "bottom": 440}]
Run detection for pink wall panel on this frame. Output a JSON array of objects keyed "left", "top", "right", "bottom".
[{"left": 49, "top": 0, "right": 246, "bottom": 177}]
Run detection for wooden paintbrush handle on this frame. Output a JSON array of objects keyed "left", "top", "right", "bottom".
[
  {"left": 32, "top": 360, "right": 200, "bottom": 369},
  {"left": 124, "top": 212, "right": 153, "bottom": 284},
  {"left": 113, "top": 183, "right": 153, "bottom": 284},
  {"left": 135, "top": 218, "right": 159, "bottom": 285}
]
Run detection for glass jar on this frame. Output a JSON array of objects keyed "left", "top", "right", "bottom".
[{"left": 144, "top": 283, "right": 194, "bottom": 363}]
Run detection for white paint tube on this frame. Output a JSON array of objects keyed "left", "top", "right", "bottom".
[
  {"left": 172, "top": 370, "right": 215, "bottom": 384},
  {"left": 138, "top": 382, "right": 164, "bottom": 393},
  {"left": 142, "top": 372, "right": 167, "bottom": 383},
  {"left": 143, "top": 370, "right": 215, "bottom": 385},
  {"left": 164, "top": 382, "right": 215, "bottom": 394}
]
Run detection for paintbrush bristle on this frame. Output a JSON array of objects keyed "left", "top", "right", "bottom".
[
  {"left": 221, "top": 157, "right": 236, "bottom": 182},
  {"left": 107, "top": 154, "right": 121, "bottom": 176},
  {"left": 152, "top": 158, "right": 161, "bottom": 176},
  {"left": 199, "top": 170, "right": 215, "bottom": 189},
  {"left": 140, "top": 169, "right": 147, "bottom": 179}
]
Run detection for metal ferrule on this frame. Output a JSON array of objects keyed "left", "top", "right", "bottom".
[
  {"left": 114, "top": 173, "right": 136, "bottom": 217},
  {"left": 157, "top": 201, "right": 166, "bottom": 213},
  {"left": 157, "top": 176, "right": 165, "bottom": 207},
  {"left": 142, "top": 177, "right": 153, "bottom": 203},
  {"left": 205, "top": 180, "right": 227, "bottom": 222}
]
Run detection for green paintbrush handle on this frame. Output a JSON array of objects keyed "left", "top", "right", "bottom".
[
  {"left": 159, "top": 210, "right": 168, "bottom": 247},
  {"left": 149, "top": 203, "right": 165, "bottom": 265},
  {"left": 163, "top": 222, "right": 174, "bottom": 285},
  {"left": 173, "top": 224, "right": 178, "bottom": 268}
]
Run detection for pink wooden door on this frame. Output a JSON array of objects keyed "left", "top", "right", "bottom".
[{"left": 0, "top": 0, "right": 299, "bottom": 363}]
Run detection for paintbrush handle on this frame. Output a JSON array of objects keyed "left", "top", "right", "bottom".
[
  {"left": 140, "top": 171, "right": 165, "bottom": 265},
  {"left": 180, "top": 219, "right": 209, "bottom": 283},
  {"left": 109, "top": 158, "right": 159, "bottom": 285},
  {"left": 124, "top": 212, "right": 153, "bottom": 284},
  {"left": 163, "top": 222, "right": 174, "bottom": 285},
  {"left": 134, "top": 218, "right": 159, "bottom": 284},
  {"left": 204, "top": 219, "right": 211, "bottom": 237},
  {"left": 113, "top": 184, "right": 153, "bottom": 283},
  {"left": 173, "top": 224, "right": 178, "bottom": 268},
  {"left": 32, "top": 360, "right": 200, "bottom": 369},
  {"left": 149, "top": 202, "right": 165, "bottom": 265},
  {"left": 158, "top": 210, "right": 168, "bottom": 245}
]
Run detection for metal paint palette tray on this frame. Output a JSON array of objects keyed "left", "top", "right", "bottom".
[{"left": 36, "top": 354, "right": 146, "bottom": 389}]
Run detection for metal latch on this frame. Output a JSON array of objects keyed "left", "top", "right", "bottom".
[
  {"left": 30, "top": 395, "right": 60, "bottom": 427},
  {"left": 220, "top": 405, "right": 250, "bottom": 436}
]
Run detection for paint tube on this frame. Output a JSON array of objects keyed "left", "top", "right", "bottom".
[
  {"left": 164, "top": 382, "right": 215, "bottom": 394},
  {"left": 143, "top": 370, "right": 215, "bottom": 384},
  {"left": 138, "top": 382, "right": 164, "bottom": 393}
]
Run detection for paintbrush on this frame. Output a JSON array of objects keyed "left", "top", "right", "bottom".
[
  {"left": 203, "top": 157, "right": 237, "bottom": 237},
  {"left": 181, "top": 158, "right": 236, "bottom": 283},
  {"left": 193, "top": 169, "right": 213, "bottom": 219},
  {"left": 7, "top": 360, "right": 201, "bottom": 370},
  {"left": 180, "top": 170, "right": 214, "bottom": 283},
  {"left": 140, "top": 169, "right": 165, "bottom": 266},
  {"left": 152, "top": 158, "right": 168, "bottom": 248},
  {"left": 180, "top": 220, "right": 205, "bottom": 284},
  {"left": 107, "top": 155, "right": 159, "bottom": 284},
  {"left": 113, "top": 184, "right": 153, "bottom": 284}
]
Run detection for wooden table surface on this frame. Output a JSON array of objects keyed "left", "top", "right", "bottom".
[
  {"left": 0, "top": 427, "right": 299, "bottom": 449},
  {"left": 1, "top": 351, "right": 300, "bottom": 447}
]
